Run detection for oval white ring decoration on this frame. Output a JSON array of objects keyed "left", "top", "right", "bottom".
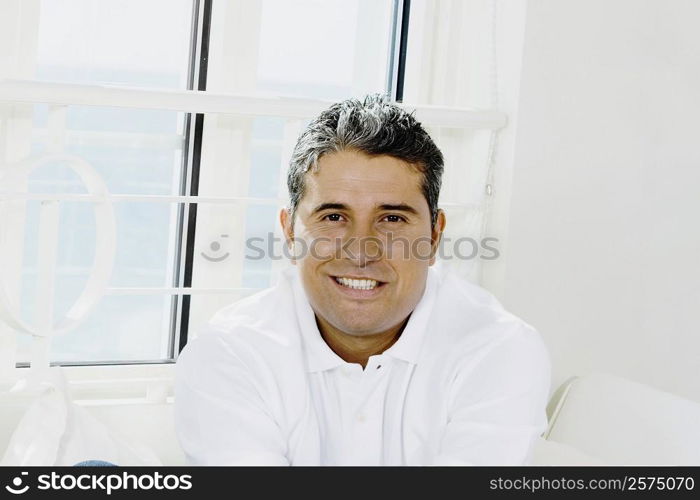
[{"left": 0, "top": 154, "right": 116, "bottom": 336}]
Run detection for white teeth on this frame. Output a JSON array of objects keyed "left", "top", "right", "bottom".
[{"left": 335, "top": 277, "right": 379, "bottom": 290}]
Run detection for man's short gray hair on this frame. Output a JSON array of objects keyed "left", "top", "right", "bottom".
[{"left": 287, "top": 94, "right": 444, "bottom": 227}]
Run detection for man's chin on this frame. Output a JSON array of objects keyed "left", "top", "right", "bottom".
[{"left": 329, "top": 320, "right": 392, "bottom": 337}]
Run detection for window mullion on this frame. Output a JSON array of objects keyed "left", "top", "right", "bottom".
[{"left": 173, "top": 0, "right": 212, "bottom": 357}]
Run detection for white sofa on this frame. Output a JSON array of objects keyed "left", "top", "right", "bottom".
[
  {"left": 532, "top": 372, "right": 700, "bottom": 465},
  {"left": 2, "top": 371, "right": 699, "bottom": 465}
]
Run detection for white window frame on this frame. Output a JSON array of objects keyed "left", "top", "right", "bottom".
[{"left": 0, "top": 0, "right": 526, "bottom": 397}]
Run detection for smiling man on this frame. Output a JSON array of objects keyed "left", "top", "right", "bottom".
[
  {"left": 174, "top": 95, "right": 551, "bottom": 465},
  {"left": 285, "top": 149, "right": 441, "bottom": 367}
]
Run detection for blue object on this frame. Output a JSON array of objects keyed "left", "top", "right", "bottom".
[{"left": 73, "top": 460, "right": 117, "bottom": 466}]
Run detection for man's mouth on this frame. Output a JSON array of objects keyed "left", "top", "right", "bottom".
[
  {"left": 331, "top": 276, "right": 386, "bottom": 297},
  {"left": 334, "top": 276, "right": 380, "bottom": 290}
]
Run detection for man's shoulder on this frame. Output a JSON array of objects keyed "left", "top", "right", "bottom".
[
  {"left": 431, "top": 270, "right": 546, "bottom": 359},
  {"left": 436, "top": 270, "right": 531, "bottom": 327},
  {"left": 181, "top": 272, "right": 304, "bottom": 371},
  {"left": 208, "top": 286, "right": 285, "bottom": 332},
  {"left": 210, "top": 272, "right": 299, "bottom": 339},
  {"left": 420, "top": 270, "right": 550, "bottom": 391}
]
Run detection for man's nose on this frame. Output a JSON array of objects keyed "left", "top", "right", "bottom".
[{"left": 340, "top": 224, "right": 384, "bottom": 267}]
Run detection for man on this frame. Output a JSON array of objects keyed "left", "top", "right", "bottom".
[{"left": 174, "top": 95, "right": 550, "bottom": 465}]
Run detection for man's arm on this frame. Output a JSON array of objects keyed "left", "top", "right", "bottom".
[
  {"left": 174, "top": 332, "right": 289, "bottom": 465},
  {"left": 434, "top": 326, "right": 551, "bottom": 465}
]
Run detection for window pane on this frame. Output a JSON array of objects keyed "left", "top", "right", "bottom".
[
  {"left": 187, "top": 1, "right": 399, "bottom": 335},
  {"left": 35, "top": 0, "right": 193, "bottom": 89},
  {"left": 6, "top": 1, "right": 195, "bottom": 364},
  {"left": 258, "top": 0, "right": 394, "bottom": 98},
  {"left": 208, "top": 0, "right": 395, "bottom": 99},
  {"left": 11, "top": 104, "right": 186, "bottom": 364}
]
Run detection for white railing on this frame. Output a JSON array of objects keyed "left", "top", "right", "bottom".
[
  {"left": 0, "top": 79, "right": 508, "bottom": 130},
  {"left": 0, "top": 79, "right": 505, "bottom": 374}
]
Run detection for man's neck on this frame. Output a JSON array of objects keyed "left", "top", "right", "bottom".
[{"left": 314, "top": 315, "right": 410, "bottom": 368}]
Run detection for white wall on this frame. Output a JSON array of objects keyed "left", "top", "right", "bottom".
[{"left": 503, "top": 0, "right": 700, "bottom": 402}]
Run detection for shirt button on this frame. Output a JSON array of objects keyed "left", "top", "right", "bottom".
[{"left": 357, "top": 414, "right": 367, "bottom": 423}]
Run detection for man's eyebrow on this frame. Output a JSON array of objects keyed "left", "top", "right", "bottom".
[
  {"left": 310, "top": 202, "right": 420, "bottom": 215},
  {"left": 377, "top": 203, "right": 420, "bottom": 215},
  {"left": 311, "top": 202, "right": 349, "bottom": 214}
]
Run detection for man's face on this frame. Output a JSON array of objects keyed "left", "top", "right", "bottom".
[{"left": 280, "top": 149, "right": 445, "bottom": 337}]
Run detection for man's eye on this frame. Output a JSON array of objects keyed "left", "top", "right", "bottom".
[
  {"left": 382, "top": 214, "right": 406, "bottom": 223},
  {"left": 323, "top": 213, "right": 344, "bottom": 222}
]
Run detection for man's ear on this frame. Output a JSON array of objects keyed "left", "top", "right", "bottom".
[
  {"left": 429, "top": 209, "right": 446, "bottom": 266},
  {"left": 279, "top": 207, "right": 296, "bottom": 264}
]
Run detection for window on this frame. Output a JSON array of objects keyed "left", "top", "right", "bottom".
[
  {"left": 1, "top": 0, "right": 507, "bottom": 369},
  {"left": 183, "top": 0, "right": 404, "bottom": 348},
  {"left": 0, "top": 0, "right": 423, "bottom": 367},
  {"left": 0, "top": 0, "right": 194, "bottom": 366},
  {"left": 255, "top": 0, "right": 396, "bottom": 99}
]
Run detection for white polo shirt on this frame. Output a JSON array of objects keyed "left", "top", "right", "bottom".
[{"left": 174, "top": 265, "right": 551, "bottom": 465}]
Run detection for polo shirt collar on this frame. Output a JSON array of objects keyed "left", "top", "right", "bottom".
[
  {"left": 287, "top": 266, "right": 439, "bottom": 372},
  {"left": 381, "top": 269, "right": 438, "bottom": 365}
]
